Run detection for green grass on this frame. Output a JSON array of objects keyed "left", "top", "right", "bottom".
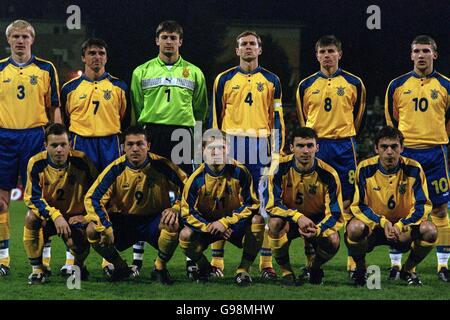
[{"left": 1, "top": 201, "right": 450, "bottom": 300}]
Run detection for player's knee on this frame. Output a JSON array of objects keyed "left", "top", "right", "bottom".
[
  {"left": 420, "top": 221, "right": 438, "bottom": 243},
  {"left": 24, "top": 210, "right": 41, "bottom": 229},
  {"left": 268, "top": 217, "right": 285, "bottom": 236},
  {"left": 327, "top": 232, "right": 340, "bottom": 252},
  {"left": 251, "top": 214, "right": 264, "bottom": 225},
  {"left": 179, "top": 226, "right": 193, "bottom": 242},
  {"left": 431, "top": 204, "right": 448, "bottom": 218},
  {"left": 86, "top": 222, "right": 100, "bottom": 241},
  {"left": 346, "top": 218, "right": 367, "bottom": 242}
]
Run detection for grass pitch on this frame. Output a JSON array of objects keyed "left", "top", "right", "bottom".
[{"left": 1, "top": 201, "right": 449, "bottom": 300}]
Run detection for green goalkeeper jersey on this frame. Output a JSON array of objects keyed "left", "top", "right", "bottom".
[{"left": 130, "top": 56, "right": 208, "bottom": 127}]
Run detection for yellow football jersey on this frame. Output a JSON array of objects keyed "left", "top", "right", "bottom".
[
  {"left": 211, "top": 66, "right": 285, "bottom": 150},
  {"left": 265, "top": 155, "right": 344, "bottom": 236},
  {"left": 351, "top": 155, "right": 432, "bottom": 230},
  {"left": 61, "top": 73, "right": 128, "bottom": 137},
  {"left": 181, "top": 160, "right": 259, "bottom": 232},
  {"left": 296, "top": 68, "right": 366, "bottom": 139},
  {"left": 24, "top": 150, "right": 98, "bottom": 221},
  {"left": 85, "top": 153, "right": 187, "bottom": 232},
  {"left": 0, "top": 55, "right": 60, "bottom": 129},
  {"left": 385, "top": 71, "right": 450, "bottom": 148}
]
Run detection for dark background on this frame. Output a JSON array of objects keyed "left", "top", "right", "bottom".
[{"left": 2, "top": 0, "right": 448, "bottom": 101}]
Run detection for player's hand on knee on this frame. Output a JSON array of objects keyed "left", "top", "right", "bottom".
[
  {"left": 384, "top": 221, "right": 399, "bottom": 242},
  {"left": 68, "top": 215, "right": 87, "bottom": 226},
  {"left": 206, "top": 221, "right": 229, "bottom": 239},
  {"left": 54, "top": 215, "right": 72, "bottom": 239},
  {"left": 297, "top": 215, "right": 317, "bottom": 238},
  {"left": 161, "top": 208, "right": 179, "bottom": 227}
]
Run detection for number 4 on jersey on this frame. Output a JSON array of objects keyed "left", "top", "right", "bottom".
[{"left": 244, "top": 92, "right": 253, "bottom": 106}]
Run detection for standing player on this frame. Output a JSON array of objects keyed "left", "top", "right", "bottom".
[
  {"left": 60, "top": 38, "right": 129, "bottom": 275},
  {"left": 130, "top": 21, "right": 207, "bottom": 272},
  {"left": 85, "top": 125, "right": 187, "bottom": 284},
  {"left": 208, "top": 30, "right": 285, "bottom": 280},
  {"left": 385, "top": 35, "right": 450, "bottom": 282},
  {"left": 23, "top": 124, "right": 97, "bottom": 284},
  {"left": 180, "top": 130, "right": 264, "bottom": 286},
  {"left": 0, "top": 20, "right": 60, "bottom": 276},
  {"left": 296, "top": 35, "right": 366, "bottom": 275},
  {"left": 265, "top": 127, "right": 344, "bottom": 285},
  {"left": 347, "top": 126, "right": 436, "bottom": 286}
]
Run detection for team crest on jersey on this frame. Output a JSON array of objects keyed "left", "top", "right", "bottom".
[
  {"left": 103, "top": 89, "right": 112, "bottom": 100},
  {"left": 256, "top": 82, "right": 264, "bottom": 92},
  {"left": 29, "top": 75, "right": 38, "bottom": 85},
  {"left": 182, "top": 67, "right": 190, "bottom": 78},
  {"left": 226, "top": 184, "right": 232, "bottom": 195},
  {"left": 308, "top": 184, "right": 317, "bottom": 195},
  {"left": 398, "top": 183, "right": 407, "bottom": 195},
  {"left": 431, "top": 89, "right": 439, "bottom": 100},
  {"left": 336, "top": 86, "right": 345, "bottom": 96}
]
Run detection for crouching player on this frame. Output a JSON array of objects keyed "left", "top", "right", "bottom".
[
  {"left": 84, "top": 125, "right": 187, "bottom": 284},
  {"left": 179, "top": 130, "right": 265, "bottom": 286},
  {"left": 23, "top": 124, "right": 97, "bottom": 284},
  {"left": 265, "top": 127, "right": 344, "bottom": 285},
  {"left": 346, "top": 126, "right": 437, "bottom": 286}
]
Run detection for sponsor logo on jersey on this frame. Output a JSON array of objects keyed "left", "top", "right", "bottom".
[
  {"left": 2, "top": 78, "right": 11, "bottom": 83},
  {"left": 29, "top": 75, "right": 38, "bottom": 85},
  {"left": 103, "top": 89, "right": 112, "bottom": 100},
  {"left": 336, "top": 86, "right": 345, "bottom": 96},
  {"left": 232, "top": 85, "right": 240, "bottom": 90},
  {"left": 431, "top": 89, "right": 439, "bottom": 100},
  {"left": 79, "top": 94, "right": 87, "bottom": 99},
  {"left": 257, "top": 82, "right": 264, "bottom": 92},
  {"left": 403, "top": 90, "right": 412, "bottom": 95},
  {"left": 373, "top": 186, "right": 381, "bottom": 191},
  {"left": 308, "top": 184, "right": 317, "bottom": 195},
  {"left": 312, "top": 89, "right": 320, "bottom": 94},
  {"left": 182, "top": 67, "right": 190, "bottom": 78}
]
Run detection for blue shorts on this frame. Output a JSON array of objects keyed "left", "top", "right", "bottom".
[
  {"left": 316, "top": 137, "right": 357, "bottom": 201},
  {"left": 0, "top": 127, "right": 45, "bottom": 190},
  {"left": 71, "top": 134, "right": 121, "bottom": 172},
  {"left": 190, "top": 217, "right": 252, "bottom": 249},
  {"left": 228, "top": 135, "right": 271, "bottom": 193},
  {"left": 110, "top": 214, "right": 161, "bottom": 252},
  {"left": 402, "top": 145, "right": 450, "bottom": 206}
]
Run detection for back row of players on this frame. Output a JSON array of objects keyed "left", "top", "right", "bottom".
[{"left": 0, "top": 19, "right": 449, "bottom": 286}]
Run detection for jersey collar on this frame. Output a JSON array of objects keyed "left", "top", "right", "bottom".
[
  {"left": 377, "top": 159, "right": 401, "bottom": 175},
  {"left": 8, "top": 54, "right": 35, "bottom": 67},
  {"left": 292, "top": 157, "right": 317, "bottom": 175},
  {"left": 237, "top": 65, "right": 262, "bottom": 75},
  {"left": 81, "top": 72, "right": 110, "bottom": 82},
  {"left": 46, "top": 153, "right": 69, "bottom": 170},
  {"left": 411, "top": 69, "right": 437, "bottom": 79},
  {"left": 317, "top": 68, "right": 342, "bottom": 79},
  {"left": 125, "top": 154, "right": 151, "bottom": 170},
  {"left": 156, "top": 56, "right": 183, "bottom": 67},
  {"left": 205, "top": 163, "right": 228, "bottom": 177}
]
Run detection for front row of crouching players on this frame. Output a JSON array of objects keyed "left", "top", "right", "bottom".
[
  {"left": 265, "top": 127, "right": 344, "bottom": 285},
  {"left": 84, "top": 125, "right": 187, "bottom": 284},
  {"left": 179, "top": 130, "right": 266, "bottom": 286},
  {"left": 347, "top": 126, "right": 437, "bottom": 286},
  {"left": 24, "top": 124, "right": 98, "bottom": 284}
]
